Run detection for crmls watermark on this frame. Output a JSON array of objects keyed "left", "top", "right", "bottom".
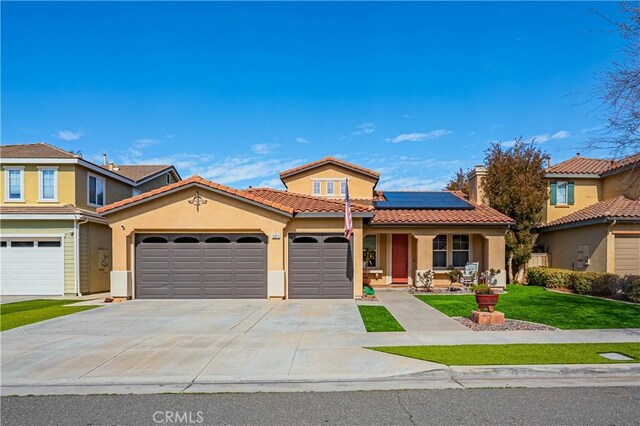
[{"left": 153, "top": 411, "right": 204, "bottom": 424}]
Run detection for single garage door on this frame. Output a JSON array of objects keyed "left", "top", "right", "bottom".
[
  {"left": 135, "top": 234, "right": 267, "bottom": 299},
  {"left": 615, "top": 235, "right": 640, "bottom": 275},
  {"left": 288, "top": 233, "right": 353, "bottom": 299},
  {"left": 1, "top": 238, "right": 64, "bottom": 295}
]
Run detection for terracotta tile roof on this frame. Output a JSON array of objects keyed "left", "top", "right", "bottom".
[
  {"left": 547, "top": 152, "right": 640, "bottom": 175},
  {"left": 279, "top": 156, "right": 380, "bottom": 179},
  {"left": 370, "top": 192, "right": 514, "bottom": 225},
  {"left": 98, "top": 176, "right": 298, "bottom": 215},
  {"left": 246, "top": 188, "right": 374, "bottom": 213},
  {"left": 100, "top": 165, "right": 174, "bottom": 182},
  {"left": 0, "top": 204, "right": 104, "bottom": 219},
  {"left": 0, "top": 142, "right": 79, "bottom": 159},
  {"left": 539, "top": 196, "right": 640, "bottom": 229}
]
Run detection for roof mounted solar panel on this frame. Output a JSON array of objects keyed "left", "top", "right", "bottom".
[{"left": 374, "top": 192, "right": 474, "bottom": 210}]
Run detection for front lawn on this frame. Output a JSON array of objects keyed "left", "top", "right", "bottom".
[
  {"left": 416, "top": 285, "right": 640, "bottom": 329},
  {"left": 358, "top": 305, "right": 405, "bottom": 332},
  {"left": 1, "top": 299, "right": 98, "bottom": 331},
  {"left": 371, "top": 342, "right": 640, "bottom": 365}
]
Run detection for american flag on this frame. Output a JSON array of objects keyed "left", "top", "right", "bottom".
[{"left": 344, "top": 180, "right": 354, "bottom": 239}]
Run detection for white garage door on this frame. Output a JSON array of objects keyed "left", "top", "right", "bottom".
[
  {"left": 615, "top": 235, "right": 640, "bottom": 275},
  {"left": 0, "top": 238, "right": 64, "bottom": 295}
]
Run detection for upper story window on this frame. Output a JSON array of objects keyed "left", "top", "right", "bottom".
[
  {"left": 4, "top": 167, "right": 24, "bottom": 202},
  {"left": 313, "top": 181, "right": 321, "bottom": 195},
  {"left": 166, "top": 174, "right": 171, "bottom": 184},
  {"left": 88, "top": 173, "right": 106, "bottom": 207},
  {"left": 550, "top": 181, "right": 574, "bottom": 206},
  {"left": 340, "top": 180, "right": 347, "bottom": 195},
  {"left": 326, "top": 181, "right": 335, "bottom": 195},
  {"left": 38, "top": 167, "right": 58, "bottom": 202}
]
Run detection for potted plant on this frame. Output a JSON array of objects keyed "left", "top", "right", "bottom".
[
  {"left": 471, "top": 283, "right": 499, "bottom": 312},
  {"left": 362, "top": 247, "right": 376, "bottom": 286},
  {"left": 447, "top": 268, "right": 463, "bottom": 284}
]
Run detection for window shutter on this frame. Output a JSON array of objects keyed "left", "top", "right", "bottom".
[
  {"left": 568, "top": 182, "right": 575, "bottom": 205},
  {"left": 550, "top": 181, "right": 557, "bottom": 205}
]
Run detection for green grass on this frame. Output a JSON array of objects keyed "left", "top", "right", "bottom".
[
  {"left": 1, "top": 299, "right": 98, "bottom": 331},
  {"left": 371, "top": 342, "right": 640, "bottom": 365},
  {"left": 416, "top": 285, "right": 640, "bottom": 329},
  {"left": 358, "top": 305, "right": 405, "bottom": 332}
]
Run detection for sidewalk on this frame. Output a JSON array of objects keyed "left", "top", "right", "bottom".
[{"left": 375, "top": 290, "right": 469, "bottom": 332}]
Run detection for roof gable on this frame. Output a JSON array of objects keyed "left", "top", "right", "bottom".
[
  {"left": 100, "top": 164, "right": 180, "bottom": 183},
  {"left": 279, "top": 156, "right": 380, "bottom": 180},
  {"left": 0, "top": 142, "right": 79, "bottom": 159},
  {"left": 546, "top": 152, "right": 640, "bottom": 176}
]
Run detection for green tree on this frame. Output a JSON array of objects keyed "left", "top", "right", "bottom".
[
  {"left": 444, "top": 168, "right": 470, "bottom": 196},
  {"left": 482, "top": 139, "right": 549, "bottom": 282}
]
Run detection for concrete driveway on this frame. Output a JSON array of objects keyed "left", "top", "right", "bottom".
[{"left": 0, "top": 299, "right": 441, "bottom": 393}]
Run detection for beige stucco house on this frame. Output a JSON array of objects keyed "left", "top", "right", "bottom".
[
  {"left": 0, "top": 143, "right": 180, "bottom": 295},
  {"left": 535, "top": 153, "right": 640, "bottom": 274},
  {"left": 98, "top": 157, "right": 513, "bottom": 300}
]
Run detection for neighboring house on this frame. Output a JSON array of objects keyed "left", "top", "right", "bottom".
[
  {"left": 0, "top": 143, "right": 181, "bottom": 296},
  {"left": 535, "top": 152, "right": 640, "bottom": 275},
  {"left": 97, "top": 156, "right": 513, "bottom": 300}
]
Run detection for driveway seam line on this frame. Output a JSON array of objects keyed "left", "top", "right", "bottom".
[
  {"left": 226, "top": 301, "right": 277, "bottom": 334},
  {"left": 287, "top": 332, "right": 305, "bottom": 376},
  {"left": 241, "top": 300, "right": 282, "bottom": 334},
  {"left": 78, "top": 335, "right": 158, "bottom": 379}
]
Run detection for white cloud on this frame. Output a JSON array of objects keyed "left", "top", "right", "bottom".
[
  {"left": 531, "top": 134, "right": 550, "bottom": 143},
  {"left": 55, "top": 130, "right": 83, "bottom": 141},
  {"left": 256, "top": 177, "right": 285, "bottom": 189},
  {"left": 127, "top": 138, "right": 162, "bottom": 158},
  {"left": 196, "top": 157, "right": 304, "bottom": 185},
  {"left": 389, "top": 129, "right": 452, "bottom": 143},
  {"left": 581, "top": 125, "right": 605, "bottom": 134},
  {"left": 251, "top": 143, "right": 279, "bottom": 155},
  {"left": 402, "top": 114, "right": 414, "bottom": 120},
  {"left": 295, "top": 137, "right": 309, "bottom": 144},
  {"left": 378, "top": 176, "right": 445, "bottom": 191},
  {"left": 551, "top": 130, "right": 570, "bottom": 140},
  {"left": 352, "top": 122, "right": 376, "bottom": 136}
]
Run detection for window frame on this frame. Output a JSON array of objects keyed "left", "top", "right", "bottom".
[
  {"left": 451, "top": 234, "right": 470, "bottom": 268},
  {"left": 556, "top": 181, "right": 568, "bottom": 206},
  {"left": 312, "top": 180, "right": 321, "bottom": 195},
  {"left": 363, "top": 234, "right": 378, "bottom": 268},
  {"left": 432, "top": 234, "right": 448, "bottom": 269},
  {"left": 87, "top": 173, "right": 107, "bottom": 207},
  {"left": 37, "top": 166, "right": 58, "bottom": 202},
  {"left": 4, "top": 166, "right": 25, "bottom": 202},
  {"left": 339, "top": 180, "right": 347, "bottom": 195},
  {"left": 326, "top": 180, "right": 335, "bottom": 195}
]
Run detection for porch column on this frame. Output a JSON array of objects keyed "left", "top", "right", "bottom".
[
  {"left": 484, "top": 234, "right": 507, "bottom": 287},
  {"left": 414, "top": 234, "right": 436, "bottom": 279},
  {"left": 353, "top": 218, "right": 364, "bottom": 298}
]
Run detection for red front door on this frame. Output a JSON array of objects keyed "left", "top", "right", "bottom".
[{"left": 391, "top": 234, "right": 409, "bottom": 284}]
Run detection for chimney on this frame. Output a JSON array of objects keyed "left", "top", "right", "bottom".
[
  {"left": 468, "top": 165, "right": 488, "bottom": 205},
  {"left": 103, "top": 153, "right": 108, "bottom": 166},
  {"left": 576, "top": 152, "right": 580, "bottom": 157},
  {"left": 108, "top": 161, "right": 115, "bottom": 171}
]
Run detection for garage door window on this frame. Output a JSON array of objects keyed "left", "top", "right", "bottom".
[
  {"left": 174, "top": 236, "right": 199, "bottom": 243},
  {"left": 293, "top": 236, "right": 318, "bottom": 243},
  {"left": 38, "top": 241, "right": 61, "bottom": 248},
  {"left": 205, "top": 236, "right": 230, "bottom": 243},
  {"left": 142, "top": 236, "right": 168, "bottom": 243},
  {"left": 237, "top": 236, "right": 262, "bottom": 243},
  {"left": 325, "top": 236, "right": 349, "bottom": 243},
  {"left": 11, "top": 241, "right": 34, "bottom": 247}
]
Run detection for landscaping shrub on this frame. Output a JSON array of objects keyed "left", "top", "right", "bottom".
[
  {"left": 622, "top": 275, "right": 640, "bottom": 303},
  {"left": 526, "top": 267, "right": 640, "bottom": 303}
]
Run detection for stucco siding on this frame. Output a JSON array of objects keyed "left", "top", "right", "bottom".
[
  {"left": 0, "top": 219, "right": 76, "bottom": 294},
  {"left": 536, "top": 223, "right": 609, "bottom": 272},
  {"left": 543, "top": 178, "right": 602, "bottom": 224},
  {"left": 602, "top": 169, "right": 640, "bottom": 200},
  {"left": 1, "top": 164, "right": 77, "bottom": 206},
  {"left": 281, "top": 164, "right": 377, "bottom": 199}
]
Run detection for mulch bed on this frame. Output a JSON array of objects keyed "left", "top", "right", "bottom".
[{"left": 454, "top": 317, "right": 556, "bottom": 331}]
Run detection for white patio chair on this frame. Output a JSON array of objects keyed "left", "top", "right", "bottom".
[{"left": 461, "top": 262, "right": 479, "bottom": 288}]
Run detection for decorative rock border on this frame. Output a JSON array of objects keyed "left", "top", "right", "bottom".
[{"left": 454, "top": 317, "right": 556, "bottom": 331}]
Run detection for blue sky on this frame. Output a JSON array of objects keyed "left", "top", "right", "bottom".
[{"left": 1, "top": 1, "right": 627, "bottom": 190}]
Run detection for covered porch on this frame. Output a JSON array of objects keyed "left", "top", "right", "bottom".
[{"left": 363, "top": 227, "right": 507, "bottom": 289}]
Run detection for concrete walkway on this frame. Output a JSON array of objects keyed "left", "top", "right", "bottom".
[
  {"left": 0, "top": 293, "right": 110, "bottom": 305},
  {"left": 376, "top": 290, "right": 468, "bottom": 332}
]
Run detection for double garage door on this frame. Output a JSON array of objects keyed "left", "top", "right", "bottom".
[
  {"left": 135, "top": 233, "right": 354, "bottom": 299},
  {"left": 135, "top": 234, "right": 267, "bottom": 299},
  {"left": 1, "top": 238, "right": 64, "bottom": 295}
]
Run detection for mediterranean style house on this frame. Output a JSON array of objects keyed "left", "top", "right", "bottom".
[
  {"left": 97, "top": 156, "right": 513, "bottom": 300},
  {"left": 0, "top": 143, "right": 181, "bottom": 296},
  {"left": 535, "top": 152, "right": 640, "bottom": 275}
]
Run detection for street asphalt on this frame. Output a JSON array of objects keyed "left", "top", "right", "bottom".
[{"left": 2, "top": 387, "right": 639, "bottom": 425}]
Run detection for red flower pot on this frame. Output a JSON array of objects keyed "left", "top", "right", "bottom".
[{"left": 475, "top": 293, "right": 499, "bottom": 313}]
